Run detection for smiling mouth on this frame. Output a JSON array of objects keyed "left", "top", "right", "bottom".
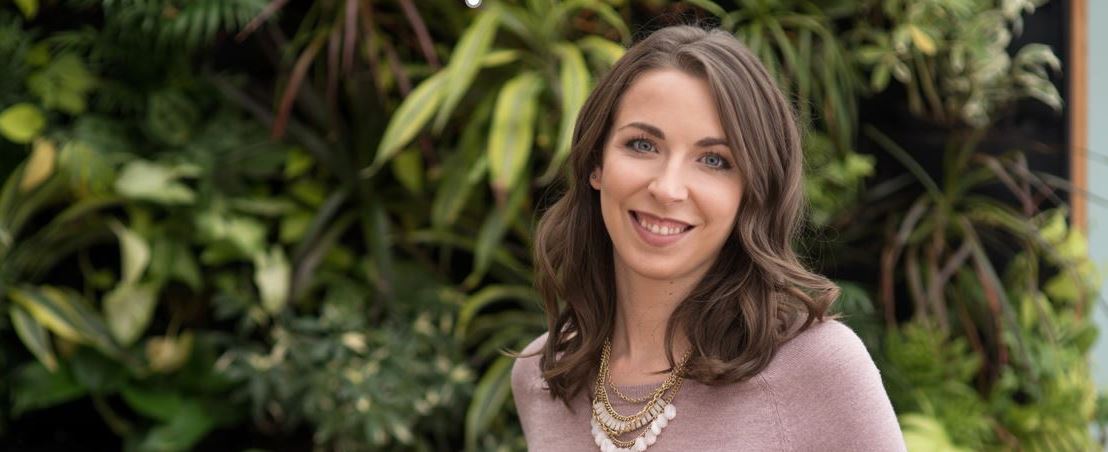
[{"left": 629, "top": 211, "right": 694, "bottom": 236}]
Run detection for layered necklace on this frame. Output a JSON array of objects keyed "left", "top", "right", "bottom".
[{"left": 590, "top": 339, "right": 693, "bottom": 452}]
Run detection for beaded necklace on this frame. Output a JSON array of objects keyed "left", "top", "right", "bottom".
[{"left": 590, "top": 339, "right": 693, "bottom": 451}]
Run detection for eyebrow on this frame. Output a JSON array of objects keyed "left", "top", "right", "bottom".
[{"left": 617, "top": 121, "right": 729, "bottom": 148}]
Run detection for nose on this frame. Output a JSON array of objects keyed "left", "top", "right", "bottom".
[{"left": 647, "top": 160, "right": 689, "bottom": 204}]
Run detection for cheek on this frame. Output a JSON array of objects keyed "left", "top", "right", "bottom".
[{"left": 704, "top": 181, "right": 743, "bottom": 224}]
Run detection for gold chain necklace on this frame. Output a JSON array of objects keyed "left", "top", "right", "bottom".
[{"left": 590, "top": 339, "right": 693, "bottom": 451}]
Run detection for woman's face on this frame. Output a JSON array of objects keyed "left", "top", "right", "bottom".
[{"left": 590, "top": 68, "right": 744, "bottom": 281}]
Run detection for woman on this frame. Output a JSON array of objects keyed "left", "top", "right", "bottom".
[{"left": 510, "top": 25, "right": 905, "bottom": 451}]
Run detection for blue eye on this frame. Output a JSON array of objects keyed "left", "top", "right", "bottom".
[
  {"left": 703, "top": 153, "right": 727, "bottom": 169},
  {"left": 624, "top": 136, "right": 733, "bottom": 171},
  {"left": 626, "top": 137, "right": 655, "bottom": 153}
]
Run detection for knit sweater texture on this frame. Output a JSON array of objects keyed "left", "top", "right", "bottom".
[{"left": 510, "top": 319, "right": 907, "bottom": 451}]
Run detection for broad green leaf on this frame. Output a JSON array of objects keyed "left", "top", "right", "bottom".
[
  {"left": 465, "top": 355, "right": 513, "bottom": 451},
  {"left": 900, "top": 414, "right": 971, "bottom": 452},
  {"left": 466, "top": 171, "right": 529, "bottom": 288},
  {"left": 19, "top": 138, "right": 56, "bottom": 192},
  {"left": 685, "top": 0, "right": 726, "bottom": 17},
  {"left": 8, "top": 285, "right": 121, "bottom": 359},
  {"left": 577, "top": 36, "right": 625, "bottom": 67},
  {"left": 137, "top": 397, "right": 217, "bottom": 452},
  {"left": 11, "top": 361, "right": 86, "bottom": 416},
  {"left": 283, "top": 147, "right": 313, "bottom": 179},
  {"left": 114, "top": 160, "right": 196, "bottom": 205},
  {"left": 279, "top": 210, "right": 313, "bottom": 243},
  {"left": 26, "top": 54, "right": 96, "bottom": 114},
  {"left": 109, "top": 219, "right": 150, "bottom": 285},
  {"left": 368, "top": 70, "right": 448, "bottom": 177},
  {"left": 14, "top": 0, "right": 38, "bottom": 18},
  {"left": 456, "top": 285, "right": 540, "bottom": 340},
  {"left": 58, "top": 140, "right": 114, "bottom": 197},
  {"left": 103, "top": 282, "right": 159, "bottom": 346},
  {"left": 11, "top": 304, "right": 58, "bottom": 372},
  {"left": 431, "top": 95, "right": 496, "bottom": 230},
  {"left": 0, "top": 103, "right": 46, "bottom": 144},
  {"left": 149, "top": 237, "right": 202, "bottom": 291},
  {"left": 908, "top": 25, "right": 937, "bottom": 56},
  {"left": 487, "top": 71, "right": 543, "bottom": 199},
  {"left": 227, "top": 216, "right": 267, "bottom": 257},
  {"left": 480, "top": 49, "right": 520, "bottom": 67},
  {"left": 253, "top": 245, "right": 290, "bottom": 314},
  {"left": 9, "top": 286, "right": 87, "bottom": 343},
  {"left": 432, "top": 7, "right": 501, "bottom": 133},
  {"left": 391, "top": 147, "right": 424, "bottom": 195},
  {"left": 122, "top": 386, "right": 185, "bottom": 422},
  {"left": 70, "top": 346, "right": 127, "bottom": 394},
  {"left": 539, "top": 43, "right": 591, "bottom": 185}
]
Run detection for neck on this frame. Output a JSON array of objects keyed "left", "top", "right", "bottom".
[{"left": 607, "top": 259, "right": 704, "bottom": 386}]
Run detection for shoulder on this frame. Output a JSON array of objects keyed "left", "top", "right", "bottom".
[
  {"left": 760, "top": 319, "right": 906, "bottom": 450},
  {"left": 763, "top": 318, "right": 879, "bottom": 392},
  {"left": 510, "top": 332, "right": 550, "bottom": 399},
  {"left": 774, "top": 318, "right": 871, "bottom": 369}
]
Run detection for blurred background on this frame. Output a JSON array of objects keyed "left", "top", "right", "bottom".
[{"left": 0, "top": 0, "right": 1104, "bottom": 450}]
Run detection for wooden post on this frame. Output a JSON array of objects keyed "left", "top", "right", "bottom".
[{"left": 1070, "top": 0, "right": 1088, "bottom": 232}]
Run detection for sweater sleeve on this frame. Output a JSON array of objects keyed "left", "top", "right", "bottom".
[{"left": 763, "top": 320, "right": 906, "bottom": 451}]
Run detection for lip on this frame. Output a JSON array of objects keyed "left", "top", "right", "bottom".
[{"left": 629, "top": 211, "right": 694, "bottom": 247}]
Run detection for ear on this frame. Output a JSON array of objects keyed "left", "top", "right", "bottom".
[{"left": 589, "top": 167, "right": 601, "bottom": 190}]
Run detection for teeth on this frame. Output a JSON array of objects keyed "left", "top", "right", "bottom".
[{"left": 637, "top": 213, "right": 688, "bottom": 236}]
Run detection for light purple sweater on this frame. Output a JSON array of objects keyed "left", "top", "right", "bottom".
[{"left": 511, "top": 320, "right": 906, "bottom": 451}]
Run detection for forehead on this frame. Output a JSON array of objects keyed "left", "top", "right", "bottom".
[{"left": 611, "top": 68, "right": 725, "bottom": 139}]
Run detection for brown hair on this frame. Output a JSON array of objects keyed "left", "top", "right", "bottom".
[{"left": 530, "top": 24, "right": 839, "bottom": 406}]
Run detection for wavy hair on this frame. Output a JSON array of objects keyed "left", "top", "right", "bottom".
[{"left": 529, "top": 24, "right": 839, "bottom": 406}]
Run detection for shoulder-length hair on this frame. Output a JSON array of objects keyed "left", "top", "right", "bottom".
[{"left": 530, "top": 24, "right": 839, "bottom": 406}]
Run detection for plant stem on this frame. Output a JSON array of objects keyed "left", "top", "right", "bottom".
[{"left": 92, "top": 395, "right": 132, "bottom": 437}]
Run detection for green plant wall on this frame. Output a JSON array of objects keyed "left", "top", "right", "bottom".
[{"left": 0, "top": 1, "right": 1101, "bottom": 451}]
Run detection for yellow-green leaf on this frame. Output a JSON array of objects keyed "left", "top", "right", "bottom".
[
  {"left": 479, "top": 49, "right": 519, "bottom": 68},
  {"left": 539, "top": 43, "right": 591, "bottom": 185},
  {"left": 14, "top": 0, "right": 38, "bottom": 19},
  {"left": 114, "top": 160, "right": 196, "bottom": 205},
  {"left": 103, "top": 282, "right": 159, "bottom": 347},
  {"left": 390, "top": 147, "right": 424, "bottom": 195},
  {"left": 465, "top": 356, "right": 513, "bottom": 450},
  {"left": 577, "top": 36, "right": 625, "bottom": 67},
  {"left": 0, "top": 103, "right": 46, "bottom": 144},
  {"left": 254, "top": 245, "right": 290, "bottom": 314},
  {"left": 11, "top": 304, "right": 58, "bottom": 372},
  {"left": 109, "top": 219, "right": 150, "bottom": 285},
  {"left": 456, "top": 285, "right": 539, "bottom": 340},
  {"left": 367, "top": 70, "right": 448, "bottom": 178},
  {"left": 19, "top": 139, "right": 56, "bottom": 193},
  {"left": 431, "top": 95, "right": 495, "bottom": 230},
  {"left": 8, "top": 285, "right": 120, "bottom": 358},
  {"left": 487, "top": 71, "right": 543, "bottom": 199},
  {"left": 432, "top": 7, "right": 501, "bottom": 133},
  {"left": 908, "top": 25, "right": 937, "bottom": 56}
]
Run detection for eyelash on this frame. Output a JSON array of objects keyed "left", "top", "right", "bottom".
[{"left": 623, "top": 135, "right": 733, "bottom": 171}]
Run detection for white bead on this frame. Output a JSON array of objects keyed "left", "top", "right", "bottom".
[
  {"left": 664, "top": 404, "right": 677, "bottom": 419},
  {"left": 634, "top": 437, "right": 647, "bottom": 451},
  {"left": 645, "top": 432, "right": 657, "bottom": 446},
  {"left": 657, "top": 416, "right": 668, "bottom": 428},
  {"left": 650, "top": 422, "right": 662, "bottom": 435}
]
